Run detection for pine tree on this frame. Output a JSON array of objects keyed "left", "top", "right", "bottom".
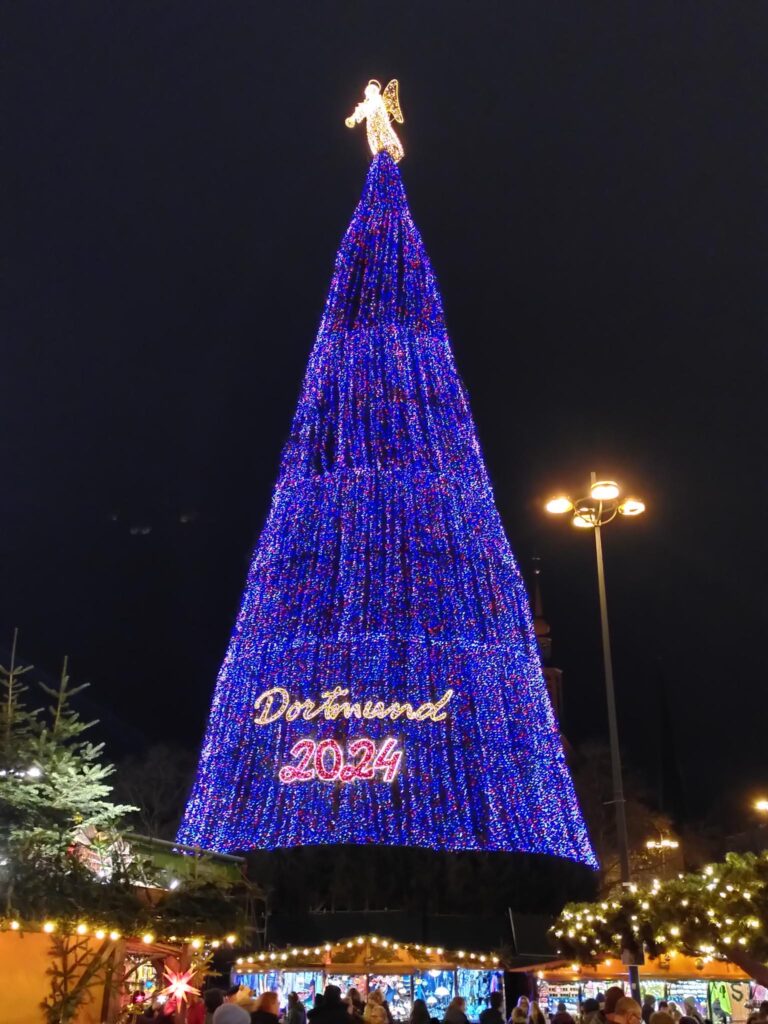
[
  {"left": 0, "top": 636, "right": 133, "bottom": 914},
  {"left": 178, "top": 152, "right": 596, "bottom": 867}
]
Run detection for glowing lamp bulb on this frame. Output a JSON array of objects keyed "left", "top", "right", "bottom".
[
  {"left": 755, "top": 799, "right": 768, "bottom": 813},
  {"left": 76, "top": 923, "right": 88, "bottom": 935},
  {"left": 590, "top": 480, "right": 620, "bottom": 500},
  {"left": 10, "top": 920, "right": 20, "bottom": 931},
  {"left": 545, "top": 496, "right": 574, "bottom": 514},
  {"left": 43, "top": 921, "right": 56, "bottom": 933},
  {"left": 142, "top": 933, "right": 154, "bottom": 945},
  {"left": 618, "top": 497, "right": 645, "bottom": 516},
  {"left": 110, "top": 931, "right": 120, "bottom": 941},
  {"left": 227, "top": 934, "right": 237, "bottom": 944},
  {"left": 572, "top": 514, "right": 595, "bottom": 529},
  {"left": 95, "top": 929, "right": 106, "bottom": 940}
]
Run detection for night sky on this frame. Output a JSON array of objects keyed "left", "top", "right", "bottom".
[{"left": 5, "top": 3, "right": 766, "bottom": 828}]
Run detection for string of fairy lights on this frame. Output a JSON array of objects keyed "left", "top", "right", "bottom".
[
  {"left": 551, "top": 853, "right": 768, "bottom": 965},
  {"left": 234, "top": 935, "right": 502, "bottom": 969},
  {"left": 176, "top": 148, "right": 596, "bottom": 868},
  {"left": 0, "top": 917, "right": 237, "bottom": 949}
]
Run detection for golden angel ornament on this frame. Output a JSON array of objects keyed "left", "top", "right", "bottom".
[{"left": 345, "top": 79, "right": 404, "bottom": 162}]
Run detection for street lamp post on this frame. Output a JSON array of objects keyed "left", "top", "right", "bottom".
[
  {"left": 645, "top": 835, "right": 680, "bottom": 881},
  {"left": 545, "top": 472, "right": 646, "bottom": 1000}
]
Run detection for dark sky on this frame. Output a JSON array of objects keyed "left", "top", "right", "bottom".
[{"left": 4, "top": 2, "right": 766, "bottom": 827}]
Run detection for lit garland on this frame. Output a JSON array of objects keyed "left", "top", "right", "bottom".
[
  {"left": 0, "top": 917, "right": 237, "bottom": 949},
  {"left": 234, "top": 934, "right": 502, "bottom": 969},
  {"left": 176, "top": 149, "right": 596, "bottom": 867},
  {"left": 550, "top": 852, "right": 768, "bottom": 964}
]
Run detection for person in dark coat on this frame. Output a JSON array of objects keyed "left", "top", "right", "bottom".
[
  {"left": 310, "top": 986, "right": 352, "bottom": 1024},
  {"left": 411, "top": 1000, "right": 432, "bottom": 1024},
  {"left": 551, "top": 1002, "right": 575, "bottom": 1024},
  {"left": 251, "top": 991, "right": 280, "bottom": 1024},
  {"left": 287, "top": 993, "right": 308, "bottom": 1024},
  {"left": 480, "top": 993, "right": 505, "bottom": 1024},
  {"left": 348, "top": 990, "right": 365, "bottom": 1021},
  {"left": 309, "top": 996, "right": 326, "bottom": 1020}
]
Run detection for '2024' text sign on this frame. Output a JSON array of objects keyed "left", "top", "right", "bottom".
[{"left": 252, "top": 685, "right": 454, "bottom": 786}]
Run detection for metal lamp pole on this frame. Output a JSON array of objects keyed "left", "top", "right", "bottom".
[{"left": 545, "top": 472, "right": 646, "bottom": 1001}]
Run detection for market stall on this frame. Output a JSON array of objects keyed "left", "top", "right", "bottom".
[
  {"left": 517, "top": 954, "right": 754, "bottom": 1023},
  {"left": 232, "top": 935, "right": 506, "bottom": 1021}
]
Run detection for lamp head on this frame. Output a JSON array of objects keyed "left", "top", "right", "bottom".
[
  {"left": 545, "top": 496, "right": 573, "bottom": 514},
  {"left": 590, "top": 480, "right": 620, "bottom": 501},
  {"left": 618, "top": 497, "right": 646, "bottom": 517}
]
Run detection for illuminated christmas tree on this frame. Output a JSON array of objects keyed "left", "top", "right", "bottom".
[{"left": 178, "top": 84, "right": 596, "bottom": 867}]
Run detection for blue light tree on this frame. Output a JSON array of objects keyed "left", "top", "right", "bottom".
[{"left": 178, "top": 153, "right": 597, "bottom": 868}]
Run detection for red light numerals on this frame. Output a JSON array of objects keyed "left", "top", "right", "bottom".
[{"left": 278, "top": 738, "right": 402, "bottom": 784}]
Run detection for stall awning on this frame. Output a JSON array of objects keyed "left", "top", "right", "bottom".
[
  {"left": 235, "top": 934, "right": 504, "bottom": 973},
  {"left": 509, "top": 952, "right": 751, "bottom": 981}
]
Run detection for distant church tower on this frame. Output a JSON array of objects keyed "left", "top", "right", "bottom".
[{"left": 531, "top": 558, "right": 564, "bottom": 726}]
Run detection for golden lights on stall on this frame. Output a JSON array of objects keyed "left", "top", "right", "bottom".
[
  {"left": 1, "top": 917, "right": 236, "bottom": 948},
  {"left": 233, "top": 935, "right": 502, "bottom": 969}
]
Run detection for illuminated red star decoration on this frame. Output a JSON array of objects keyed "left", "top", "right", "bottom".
[{"left": 159, "top": 967, "right": 199, "bottom": 1008}]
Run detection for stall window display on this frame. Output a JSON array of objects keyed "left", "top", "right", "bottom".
[
  {"left": 639, "top": 983, "right": 667, "bottom": 1003},
  {"left": 233, "top": 970, "right": 282, "bottom": 997},
  {"left": 539, "top": 983, "right": 580, "bottom": 1015},
  {"left": 369, "top": 975, "right": 413, "bottom": 1021},
  {"left": 415, "top": 970, "right": 455, "bottom": 1018},
  {"left": 668, "top": 980, "right": 708, "bottom": 1017},
  {"left": 279, "top": 972, "right": 324, "bottom": 1009},
  {"left": 710, "top": 982, "right": 751, "bottom": 1024},
  {"left": 124, "top": 956, "right": 160, "bottom": 1000},
  {"left": 325, "top": 975, "right": 370, "bottom": 1001},
  {"left": 457, "top": 969, "right": 504, "bottom": 1021},
  {"left": 581, "top": 981, "right": 628, "bottom": 1004}
]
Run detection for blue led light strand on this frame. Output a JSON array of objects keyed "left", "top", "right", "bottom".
[{"left": 177, "top": 153, "right": 597, "bottom": 868}]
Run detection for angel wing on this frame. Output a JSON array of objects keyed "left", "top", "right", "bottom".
[{"left": 382, "top": 79, "right": 404, "bottom": 123}]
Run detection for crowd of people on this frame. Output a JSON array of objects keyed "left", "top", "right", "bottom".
[
  {"left": 134, "top": 982, "right": 768, "bottom": 1024},
  {"left": 502, "top": 989, "right": 730, "bottom": 1024},
  {"left": 132, "top": 983, "right": 495, "bottom": 1024}
]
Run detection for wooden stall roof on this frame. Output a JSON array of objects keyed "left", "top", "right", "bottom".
[
  {"left": 236, "top": 934, "right": 505, "bottom": 973},
  {"left": 510, "top": 952, "right": 751, "bottom": 982}
]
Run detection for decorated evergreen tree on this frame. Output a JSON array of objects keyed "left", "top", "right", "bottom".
[
  {"left": 178, "top": 95, "right": 596, "bottom": 867},
  {"left": 552, "top": 851, "right": 768, "bottom": 985}
]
